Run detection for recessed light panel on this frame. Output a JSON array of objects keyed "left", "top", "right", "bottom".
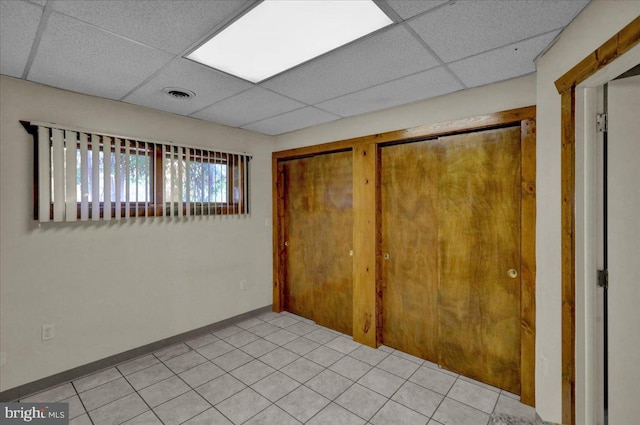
[{"left": 187, "top": 0, "right": 392, "bottom": 83}]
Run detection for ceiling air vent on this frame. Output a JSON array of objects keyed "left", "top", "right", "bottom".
[{"left": 162, "top": 87, "right": 195, "bottom": 100}]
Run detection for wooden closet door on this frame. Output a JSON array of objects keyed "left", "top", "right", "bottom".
[
  {"left": 312, "top": 151, "right": 353, "bottom": 335},
  {"left": 283, "top": 157, "right": 317, "bottom": 320},
  {"left": 380, "top": 141, "right": 439, "bottom": 361},
  {"left": 283, "top": 151, "right": 353, "bottom": 335},
  {"left": 437, "top": 126, "right": 522, "bottom": 393}
]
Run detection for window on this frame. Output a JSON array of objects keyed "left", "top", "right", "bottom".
[
  {"left": 29, "top": 123, "right": 250, "bottom": 222},
  {"left": 75, "top": 144, "right": 152, "bottom": 203}
]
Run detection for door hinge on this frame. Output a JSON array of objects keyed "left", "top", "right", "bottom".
[
  {"left": 596, "top": 113, "right": 608, "bottom": 133},
  {"left": 597, "top": 269, "right": 608, "bottom": 289}
]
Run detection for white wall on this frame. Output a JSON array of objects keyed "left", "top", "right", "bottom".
[
  {"left": 0, "top": 76, "right": 274, "bottom": 392},
  {"left": 275, "top": 74, "right": 536, "bottom": 150},
  {"left": 535, "top": 1, "right": 640, "bottom": 422}
]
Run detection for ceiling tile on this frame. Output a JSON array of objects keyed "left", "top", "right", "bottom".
[
  {"left": 51, "top": 0, "right": 244, "bottom": 54},
  {"left": 409, "top": 0, "right": 589, "bottom": 63},
  {"left": 28, "top": 12, "right": 173, "bottom": 100},
  {"left": 0, "top": 0, "right": 42, "bottom": 78},
  {"left": 192, "top": 87, "right": 305, "bottom": 128},
  {"left": 123, "top": 59, "right": 252, "bottom": 116},
  {"left": 384, "top": 0, "right": 448, "bottom": 20},
  {"left": 449, "top": 30, "right": 560, "bottom": 88},
  {"left": 317, "top": 67, "right": 463, "bottom": 117},
  {"left": 242, "top": 107, "right": 341, "bottom": 136},
  {"left": 261, "top": 25, "right": 439, "bottom": 104}
]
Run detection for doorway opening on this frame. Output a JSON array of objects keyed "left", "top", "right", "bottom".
[{"left": 570, "top": 45, "right": 640, "bottom": 425}]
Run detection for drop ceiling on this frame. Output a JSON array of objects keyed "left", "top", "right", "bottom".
[{"left": 0, "top": 0, "right": 590, "bottom": 136}]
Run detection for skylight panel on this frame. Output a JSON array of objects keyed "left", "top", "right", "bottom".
[{"left": 187, "top": 0, "right": 393, "bottom": 83}]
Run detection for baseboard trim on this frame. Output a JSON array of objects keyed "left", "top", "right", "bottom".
[{"left": 0, "top": 305, "right": 273, "bottom": 402}]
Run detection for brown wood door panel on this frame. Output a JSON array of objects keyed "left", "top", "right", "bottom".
[
  {"left": 283, "top": 157, "right": 316, "bottom": 320},
  {"left": 380, "top": 140, "right": 439, "bottom": 361},
  {"left": 283, "top": 151, "right": 353, "bottom": 334},
  {"left": 437, "top": 126, "right": 522, "bottom": 394},
  {"left": 312, "top": 151, "right": 353, "bottom": 335}
]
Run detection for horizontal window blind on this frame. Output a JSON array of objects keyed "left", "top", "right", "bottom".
[{"left": 31, "top": 122, "right": 250, "bottom": 222}]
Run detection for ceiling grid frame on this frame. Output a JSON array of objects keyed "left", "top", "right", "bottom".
[
  {"left": 374, "top": 0, "right": 468, "bottom": 89},
  {"left": 21, "top": 0, "right": 52, "bottom": 79},
  {"left": 0, "top": 0, "right": 591, "bottom": 135}
]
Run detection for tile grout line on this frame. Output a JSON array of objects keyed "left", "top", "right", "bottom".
[
  {"left": 128, "top": 344, "right": 244, "bottom": 425},
  {"left": 120, "top": 368, "right": 166, "bottom": 425},
  {"left": 74, "top": 371, "right": 132, "bottom": 407},
  {"left": 147, "top": 335, "right": 259, "bottom": 423},
  {"left": 70, "top": 381, "right": 95, "bottom": 425},
  {"left": 441, "top": 374, "right": 492, "bottom": 425},
  {"left": 193, "top": 372, "right": 248, "bottom": 412},
  {"left": 446, "top": 375, "right": 502, "bottom": 420},
  {"left": 239, "top": 317, "right": 354, "bottom": 423},
  {"left": 416, "top": 367, "right": 453, "bottom": 425},
  {"left": 369, "top": 358, "right": 438, "bottom": 423},
  {"left": 79, "top": 324, "right": 263, "bottom": 425},
  {"left": 218, "top": 315, "right": 309, "bottom": 424},
  {"left": 89, "top": 318, "right": 334, "bottom": 424},
  {"left": 201, "top": 316, "right": 309, "bottom": 424},
  {"left": 78, "top": 380, "right": 145, "bottom": 425},
  {"left": 294, "top": 342, "right": 390, "bottom": 423}
]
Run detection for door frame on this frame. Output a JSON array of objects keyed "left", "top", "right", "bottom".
[
  {"left": 272, "top": 106, "right": 537, "bottom": 405},
  {"left": 554, "top": 17, "right": 640, "bottom": 425}
]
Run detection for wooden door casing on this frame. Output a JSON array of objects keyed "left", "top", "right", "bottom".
[
  {"left": 437, "top": 127, "right": 522, "bottom": 394},
  {"left": 282, "top": 151, "right": 353, "bottom": 335}
]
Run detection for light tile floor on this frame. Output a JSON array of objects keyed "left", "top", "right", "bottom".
[{"left": 19, "top": 311, "right": 537, "bottom": 425}]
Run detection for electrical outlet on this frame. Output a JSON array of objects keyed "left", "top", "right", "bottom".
[
  {"left": 42, "top": 323, "right": 55, "bottom": 341},
  {"left": 240, "top": 280, "right": 248, "bottom": 291},
  {"left": 0, "top": 352, "right": 6, "bottom": 367},
  {"left": 265, "top": 217, "right": 271, "bottom": 227},
  {"left": 540, "top": 354, "right": 548, "bottom": 376}
]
